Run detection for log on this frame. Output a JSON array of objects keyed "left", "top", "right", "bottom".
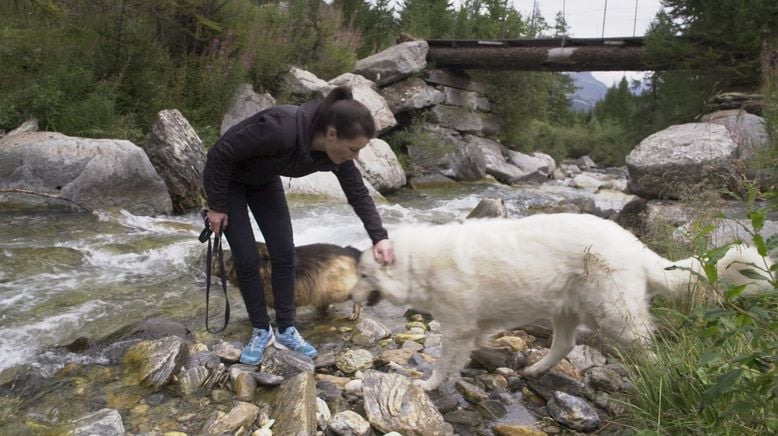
[{"left": 427, "top": 45, "right": 659, "bottom": 71}]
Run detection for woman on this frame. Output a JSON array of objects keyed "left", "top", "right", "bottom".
[{"left": 203, "top": 86, "right": 394, "bottom": 365}]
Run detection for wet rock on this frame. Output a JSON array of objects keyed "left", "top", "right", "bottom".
[
  {"left": 211, "top": 340, "right": 241, "bottom": 363},
  {"left": 345, "top": 379, "right": 363, "bottom": 395},
  {"left": 186, "top": 350, "right": 221, "bottom": 369},
  {"left": 466, "top": 197, "right": 508, "bottom": 219},
  {"left": 122, "top": 336, "right": 186, "bottom": 389},
  {"left": 314, "top": 350, "right": 338, "bottom": 368},
  {"left": 235, "top": 372, "right": 257, "bottom": 401},
  {"left": 524, "top": 371, "right": 583, "bottom": 402},
  {"left": 251, "top": 371, "right": 284, "bottom": 387},
  {"left": 71, "top": 408, "right": 125, "bottom": 436},
  {"left": 269, "top": 371, "right": 317, "bottom": 435},
  {"left": 494, "top": 335, "right": 528, "bottom": 353},
  {"left": 547, "top": 391, "right": 600, "bottom": 432},
  {"left": 316, "top": 373, "right": 351, "bottom": 390},
  {"left": 455, "top": 379, "right": 489, "bottom": 404},
  {"left": 328, "top": 410, "right": 371, "bottom": 435},
  {"left": 362, "top": 370, "right": 452, "bottom": 435},
  {"left": 493, "top": 423, "right": 546, "bottom": 436},
  {"left": 379, "top": 348, "right": 416, "bottom": 365},
  {"left": 477, "top": 374, "right": 508, "bottom": 392},
  {"left": 336, "top": 349, "right": 375, "bottom": 374},
  {"left": 477, "top": 399, "right": 507, "bottom": 419},
  {"left": 201, "top": 401, "right": 259, "bottom": 435},
  {"left": 177, "top": 366, "right": 209, "bottom": 395},
  {"left": 443, "top": 409, "right": 484, "bottom": 427},
  {"left": 260, "top": 347, "right": 315, "bottom": 378},
  {"left": 394, "top": 332, "right": 426, "bottom": 344}
]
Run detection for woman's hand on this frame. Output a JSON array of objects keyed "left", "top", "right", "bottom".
[
  {"left": 207, "top": 210, "right": 228, "bottom": 236},
  {"left": 372, "top": 239, "right": 394, "bottom": 265}
]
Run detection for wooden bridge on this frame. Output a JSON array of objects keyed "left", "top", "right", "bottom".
[{"left": 426, "top": 37, "right": 660, "bottom": 71}]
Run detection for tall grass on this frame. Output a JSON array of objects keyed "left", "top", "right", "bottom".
[{"left": 621, "top": 205, "right": 777, "bottom": 434}]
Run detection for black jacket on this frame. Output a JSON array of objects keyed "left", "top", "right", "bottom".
[{"left": 203, "top": 100, "right": 388, "bottom": 244}]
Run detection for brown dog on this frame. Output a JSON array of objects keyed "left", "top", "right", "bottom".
[{"left": 215, "top": 242, "right": 363, "bottom": 320}]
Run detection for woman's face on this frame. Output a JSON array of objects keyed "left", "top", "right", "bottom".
[{"left": 324, "top": 128, "right": 369, "bottom": 164}]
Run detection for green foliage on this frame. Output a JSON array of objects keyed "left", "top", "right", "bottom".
[
  {"left": 624, "top": 206, "right": 777, "bottom": 434},
  {"left": 515, "top": 118, "right": 631, "bottom": 166},
  {"left": 398, "top": 0, "right": 455, "bottom": 39}
]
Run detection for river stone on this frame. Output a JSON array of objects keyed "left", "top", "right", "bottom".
[
  {"left": 187, "top": 351, "right": 221, "bottom": 369},
  {"left": 234, "top": 372, "right": 257, "bottom": 401},
  {"left": 316, "top": 397, "right": 332, "bottom": 430},
  {"left": 477, "top": 399, "right": 507, "bottom": 419},
  {"left": 362, "top": 370, "right": 452, "bottom": 436},
  {"left": 355, "top": 138, "right": 406, "bottom": 193},
  {"left": 455, "top": 379, "right": 489, "bottom": 404},
  {"left": 268, "top": 371, "right": 317, "bottom": 435},
  {"left": 0, "top": 131, "right": 172, "bottom": 215},
  {"left": 700, "top": 109, "right": 768, "bottom": 159},
  {"left": 328, "top": 410, "right": 372, "bottom": 436},
  {"left": 625, "top": 123, "right": 739, "bottom": 199},
  {"left": 493, "top": 424, "right": 546, "bottom": 436},
  {"left": 178, "top": 366, "right": 209, "bottom": 395},
  {"left": 584, "top": 366, "right": 628, "bottom": 393},
  {"left": 210, "top": 340, "right": 241, "bottom": 363},
  {"left": 201, "top": 401, "right": 260, "bottom": 435},
  {"left": 547, "top": 391, "right": 600, "bottom": 432},
  {"left": 144, "top": 109, "right": 206, "bottom": 213},
  {"left": 251, "top": 371, "right": 284, "bottom": 387},
  {"left": 565, "top": 345, "right": 607, "bottom": 373},
  {"left": 335, "top": 349, "right": 374, "bottom": 374},
  {"left": 122, "top": 336, "right": 186, "bottom": 389},
  {"left": 355, "top": 316, "right": 393, "bottom": 343},
  {"left": 466, "top": 197, "right": 508, "bottom": 219},
  {"left": 524, "top": 371, "right": 584, "bottom": 402},
  {"left": 379, "top": 348, "right": 416, "bottom": 365},
  {"left": 71, "top": 408, "right": 125, "bottom": 436},
  {"left": 470, "top": 348, "right": 524, "bottom": 372},
  {"left": 260, "top": 347, "right": 315, "bottom": 378}
]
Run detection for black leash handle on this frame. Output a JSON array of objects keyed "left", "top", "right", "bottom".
[{"left": 201, "top": 210, "right": 230, "bottom": 334}]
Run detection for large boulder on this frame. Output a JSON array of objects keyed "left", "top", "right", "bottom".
[
  {"left": 380, "top": 77, "right": 445, "bottom": 114},
  {"left": 353, "top": 40, "right": 429, "bottom": 86},
  {"left": 0, "top": 132, "right": 172, "bottom": 215},
  {"left": 220, "top": 83, "right": 276, "bottom": 135},
  {"left": 145, "top": 109, "right": 207, "bottom": 214},
  {"left": 281, "top": 171, "right": 384, "bottom": 201},
  {"left": 464, "top": 135, "right": 526, "bottom": 184},
  {"left": 430, "top": 105, "right": 500, "bottom": 136},
  {"left": 625, "top": 123, "right": 739, "bottom": 199},
  {"left": 407, "top": 125, "right": 486, "bottom": 181},
  {"left": 700, "top": 110, "right": 769, "bottom": 160},
  {"left": 282, "top": 66, "right": 329, "bottom": 97},
  {"left": 356, "top": 138, "right": 406, "bottom": 193}
]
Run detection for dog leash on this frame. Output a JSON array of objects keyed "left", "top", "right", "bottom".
[{"left": 199, "top": 210, "right": 230, "bottom": 334}]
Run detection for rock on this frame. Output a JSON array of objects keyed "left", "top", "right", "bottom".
[
  {"left": 282, "top": 171, "right": 384, "bottom": 201},
  {"left": 626, "top": 123, "right": 739, "bottom": 199},
  {"left": 260, "top": 347, "right": 315, "bottom": 378},
  {"left": 470, "top": 348, "right": 524, "bottom": 372},
  {"left": 177, "top": 366, "right": 209, "bottom": 395},
  {"left": 584, "top": 366, "right": 627, "bottom": 393},
  {"left": 424, "top": 69, "right": 492, "bottom": 94},
  {"left": 353, "top": 41, "right": 429, "bottom": 86},
  {"left": 220, "top": 83, "right": 276, "bottom": 135},
  {"left": 700, "top": 110, "right": 768, "bottom": 160},
  {"left": 430, "top": 105, "right": 500, "bottom": 136},
  {"left": 355, "top": 138, "right": 406, "bottom": 193},
  {"left": 362, "top": 370, "right": 452, "bottom": 435},
  {"left": 328, "top": 410, "right": 372, "bottom": 436},
  {"left": 268, "top": 371, "right": 318, "bottom": 435},
  {"left": 565, "top": 345, "right": 607, "bottom": 373},
  {"left": 210, "top": 340, "right": 241, "bottom": 363},
  {"left": 466, "top": 197, "right": 508, "bottom": 219},
  {"left": 381, "top": 77, "right": 445, "bottom": 114},
  {"left": 144, "top": 109, "right": 207, "bottom": 213},
  {"left": 455, "top": 379, "right": 489, "bottom": 403},
  {"left": 546, "top": 391, "right": 600, "bottom": 432},
  {"left": 71, "top": 408, "right": 125, "bottom": 436},
  {"left": 408, "top": 125, "right": 486, "bottom": 181},
  {"left": 493, "top": 424, "right": 547, "bottom": 436},
  {"left": 316, "top": 397, "right": 332, "bottom": 430},
  {"left": 0, "top": 132, "right": 172, "bottom": 215},
  {"left": 122, "top": 336, "right": 187, "bottom": 389},
  {"left": 201, "top": 401, "right": 260, "bottom": 435},
  {"left": 379, "top": 348, "right": 416, "bottom": 365},
  {"left": 336, "top": 349, "right": 374, "bottom": 374},
  {"left": 7, "top": 119, "right": 39, "bottom": 136},
  {"left": 234, "top": 371, "right": 257, "bottom": 401},
  {"left": 283, "top": 66, "right": 329, "bottom": 96}
]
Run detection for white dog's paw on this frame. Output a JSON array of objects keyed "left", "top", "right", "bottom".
[{"left": 414, "top": 378, "right": 440, "bottom": 391}]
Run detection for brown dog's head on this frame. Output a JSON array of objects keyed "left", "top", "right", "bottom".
[{"left": 350, "top": 249, "right": 409, "bottom": 307}]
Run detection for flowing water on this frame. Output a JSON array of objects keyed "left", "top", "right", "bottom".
[{"left": 0, "top": 180, "right": 633, "bottom": 387}]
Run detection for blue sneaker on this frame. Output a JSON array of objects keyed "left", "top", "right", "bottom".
[
  {"left": 275, "top": 326, "right": 318, "bottom": 358},
  {"left": 240, "top": 328, "right": 274, "bottom": 365}
]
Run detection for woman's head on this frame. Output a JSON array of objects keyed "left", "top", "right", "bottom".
[{"left": 311, "top": 86, "right": 376, "bottom": 164}]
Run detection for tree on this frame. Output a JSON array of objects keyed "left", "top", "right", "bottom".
[{"left": 398, "top": 0, "right": 454, "bottom": 38}]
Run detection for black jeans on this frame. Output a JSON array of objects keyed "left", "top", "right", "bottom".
[{"left": 223, "top": 177, "right": 295, "bottom": 331}]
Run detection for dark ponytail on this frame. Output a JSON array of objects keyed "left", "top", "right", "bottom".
[{"left": 312, "top": 86, "right": 376, "bottom": 140}]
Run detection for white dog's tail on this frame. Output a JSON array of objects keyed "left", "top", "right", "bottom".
[{"left": 644, "top": 245, "right": 774, "bottom": 296}]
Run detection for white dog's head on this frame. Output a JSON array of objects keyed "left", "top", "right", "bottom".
[{"left": 350, "top": 249, "right": 410, "bottom": 307}]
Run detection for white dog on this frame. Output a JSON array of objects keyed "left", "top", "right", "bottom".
[{"left": 350, "top": 213, "right": 773, "bottom": 390}]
